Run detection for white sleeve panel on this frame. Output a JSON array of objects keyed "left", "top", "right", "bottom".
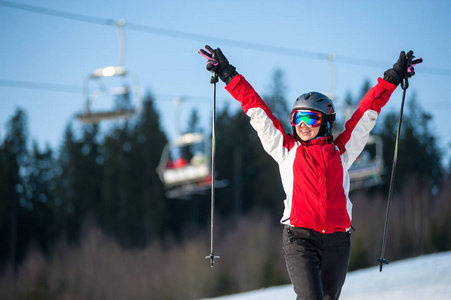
[
  {"left": 342, "top": 109, "right": 379, "bottom": 170},
  {"left": 247, "top": 107, "right": 290, "bottom": 164}
]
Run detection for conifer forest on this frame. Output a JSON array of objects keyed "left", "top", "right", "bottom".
[{"left": 1, "top": 72, "right": 450, "bottom": 299}]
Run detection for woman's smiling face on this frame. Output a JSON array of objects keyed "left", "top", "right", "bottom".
[{"left": 295, "top": 122, "right": 320, "bottom": 142}]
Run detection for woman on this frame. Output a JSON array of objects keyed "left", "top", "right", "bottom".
[{"left": 199, "top": 46, "right": 420, "bottom": 300}]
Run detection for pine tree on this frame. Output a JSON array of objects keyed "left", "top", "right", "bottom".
[
  {"left": 53, "top": 123, "right": 78, "bottom": 243},
  {"left": 263, "top": 68, "right": 290, "bottom": 132},
  {"left": 215, "top": 105, "right": 260, "bottom": 216},
  {"left": 26, "top": 142, "right": 57, "bottom": 254},
  {"left": 53, "top": 122, "right": 103, "bottom": 242},
  {"left": 0, "top": 109, "right": 29, "bottom": 268},
  {"left": 102, "top": 92, "right": 169, "bottom": 246},
  {"left": 252, "top": 69, "right": 289, "bottom": 216},
  {"left": 128, "top": 93, "right": 168, "bottom": 245},
  {"left": 102, "top": 121, "right": 133, "bottom": 245},
  {"left": 375, "top": 93, "right": 444, "bottom": 192}
]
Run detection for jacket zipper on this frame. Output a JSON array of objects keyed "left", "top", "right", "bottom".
[{"left": 320, "top": 146, "right": 328, "bottom": 233}]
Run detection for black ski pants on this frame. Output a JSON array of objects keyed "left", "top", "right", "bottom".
[{"left": 283, "top": 226, "right": 351, "bottom": 300}]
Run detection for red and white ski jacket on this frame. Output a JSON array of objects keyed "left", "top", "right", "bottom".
[{"left": 225, "top": 75, "right": 397, "bottom": 234}]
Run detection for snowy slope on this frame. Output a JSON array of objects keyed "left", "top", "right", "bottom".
[{"left": 202, "top": 251, "right": 451, "bottom": 300}]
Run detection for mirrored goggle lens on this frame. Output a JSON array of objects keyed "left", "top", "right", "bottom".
[{"left": 290, "top": 110, "right": 322, "bottom": 127}]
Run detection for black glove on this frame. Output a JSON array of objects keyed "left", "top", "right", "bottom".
[
  {"left": 384, "top": 50, "right": 423, "bottom": 86},
  {"left": 198, "top": 45, "right": 238, "bottom": 84}
]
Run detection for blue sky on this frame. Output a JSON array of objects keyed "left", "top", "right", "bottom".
[{"left": 1, "top": 0, "right": 450, "bottom": 163}]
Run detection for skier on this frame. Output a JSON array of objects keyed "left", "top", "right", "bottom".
[{"left": 199, "top": 46, "right": 419, "bottom": 300}]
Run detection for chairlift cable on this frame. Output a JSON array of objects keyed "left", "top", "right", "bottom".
[
  {"left": 0, "top": 78, "right": 81, "bottom": 93},
  {"left": 0, "top": 0, "right": 111, "bottom": 26},
  {"left": 0, "top": 78, "right": 216, "bottom": 104},
  {"left": 1, "top": 1, "right": 450, "bottom": 77}
]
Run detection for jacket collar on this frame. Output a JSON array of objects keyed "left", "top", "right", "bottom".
[{"left": 301, "top": 135, "right": 332, "bottom": 146}]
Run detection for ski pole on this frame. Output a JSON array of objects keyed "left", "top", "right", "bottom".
[
  {"left": 205, "top": 72, "right": 220, "bottom": 267},
  {"left": 376, "top": 83, "right": 407, "bottom": 272},
  {"left": 376, "top": 53, "right": 423, "bottom": 272}
]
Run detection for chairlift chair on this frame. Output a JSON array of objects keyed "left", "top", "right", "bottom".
[
  {"left": 157, "top": 133, "right": 212, "bottom": 198},
  {"left": 157, "top": 132, "right": 224, "bottom": 199},
  {"left": 77, "top": 20, "right": 142, "bottom": 124},
  {"left": 77, "top": 65, "right": 142, "bottom": 124},
  {"left": 348, "top": 135, "right": 384, "bottom": 190}
]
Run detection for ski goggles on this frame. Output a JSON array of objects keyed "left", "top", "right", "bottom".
[{"left": 290, "top": 110, "right": 323, "bottom": 127}]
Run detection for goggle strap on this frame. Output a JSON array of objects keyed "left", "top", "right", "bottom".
[{"left": 323, "top": 114, "right": 335, "bottom": 123}]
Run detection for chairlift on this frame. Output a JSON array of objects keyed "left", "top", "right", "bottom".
[
  {"left": 77, "top": 20, "right": 142, "bottom": 124},
  {"left": 157, "top": 133, "right": 214, "bottom": 199},
  {"left": 349, "top": 135, "right": 384, "bottom": 190}
]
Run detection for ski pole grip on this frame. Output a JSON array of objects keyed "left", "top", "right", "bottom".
[
  {"left": 401, "top": 77, "right": 409, "bottom": 90},
  {"left": 211, "top": 72, "right": 218, "bottom": 84}
]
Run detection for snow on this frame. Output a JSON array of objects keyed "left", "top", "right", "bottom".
[{"left": 202, "top": 251, "right": 451, "bottom": 300}]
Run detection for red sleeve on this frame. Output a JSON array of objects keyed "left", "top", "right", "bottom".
[
  {"left": 225, "top": 74, "right": 297, "bottom": 153},
  {"left": 335, "top": 77, "right": 397, "bottom": 154}
]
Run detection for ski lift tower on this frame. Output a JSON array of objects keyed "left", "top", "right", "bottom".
[
  {"left": 77, "top": 19, "right": 143, "bottom": 124},
  {"left": 325, "top": 53, "right": 336, "bottom": 100}
]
